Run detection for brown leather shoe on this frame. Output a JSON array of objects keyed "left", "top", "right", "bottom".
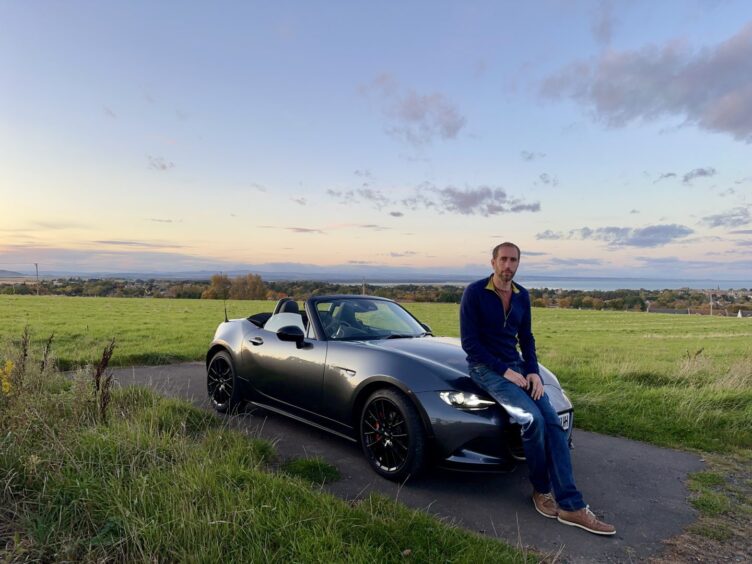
[
  {"left": 557, "top": 506, "right": 616, "bottom": 535},
  {"left": 532, "top": 491, "right": 558, "bottom": 519}
]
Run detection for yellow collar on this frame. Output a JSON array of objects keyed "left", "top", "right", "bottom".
[{"left": 485, "top": 275, "right": 519, "bottom": 294}]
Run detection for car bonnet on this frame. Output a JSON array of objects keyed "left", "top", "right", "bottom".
[{"left": 362, "top": 336, "right": 470, "bottom": 376}]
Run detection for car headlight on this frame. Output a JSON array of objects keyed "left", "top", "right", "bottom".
[{"left": 439, "top": 391, "right": 496, "bottom": 410}]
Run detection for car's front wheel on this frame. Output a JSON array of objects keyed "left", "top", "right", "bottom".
[
  {"left": 360, "top": 388, "right": 426, "bottom": 481},
  {"left": 207, "top": 350, "right": 243, "bottom": 413}
]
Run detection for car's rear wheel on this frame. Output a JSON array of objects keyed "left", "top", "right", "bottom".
[
  {"left": 360, "top": 388, "right": 426, "bottom": 481},
  {"left": 207, "top": 350, "right": 243, "bottom": 413}
]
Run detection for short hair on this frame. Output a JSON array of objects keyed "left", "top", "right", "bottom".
[{"left": 492, "top": 242, "right": 521, "bottom": 260}]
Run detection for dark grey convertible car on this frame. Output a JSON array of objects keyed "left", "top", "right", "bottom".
[{"left": 206, "top": 295, "right": 573, "bottom": 481}]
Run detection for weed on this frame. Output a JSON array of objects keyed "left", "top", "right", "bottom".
[
  {"left": 93, "top": 338, "right": 115, "bottom": 423},
  {"left": 282, "top": 457, "right": 342, "bottom": 484},
  {"left": 142, "top": 398, "right": 222, "bottom": 435},
  {"left": 690, "top": 472, "right": 726, "bottom": 488},
  {"left": 711, "top": 358, "right": 752, "bottom": 391},
  {"left": 692, "top": 492, "right": 731, "bottom": 516},
  {"left": 40, "top": 332, "right": 54, "bottom": 372},
  {"left": 688, "top": 521, "right": 733, "bottom": 541}
]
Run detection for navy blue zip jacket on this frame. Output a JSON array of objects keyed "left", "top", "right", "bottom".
[{"left": 460, "top": 275, "right": 539, "bottom": 377}]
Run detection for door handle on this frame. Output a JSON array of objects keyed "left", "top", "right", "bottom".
[{"left": 249, "top": 337, "right": 264, "bottom": 346}]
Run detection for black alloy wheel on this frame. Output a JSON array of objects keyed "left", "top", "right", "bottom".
[
  {"left": 207, "top": 350, "right": 242, "bottom": 413},
  {"left": 360, "top": 388, "right": 426, "bottom": 481}
]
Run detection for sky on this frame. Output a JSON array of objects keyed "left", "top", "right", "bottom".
[{"left": 1, "top": 1, "right": 751, "bottom": 280}]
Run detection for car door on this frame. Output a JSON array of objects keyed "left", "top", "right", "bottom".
[{"left": 241, "top": 321, "right": 327, "bottom": 416}]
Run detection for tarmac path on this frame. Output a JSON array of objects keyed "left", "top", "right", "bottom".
[{"left": 113, "top": 362, "right": 704, "bottom": 563}]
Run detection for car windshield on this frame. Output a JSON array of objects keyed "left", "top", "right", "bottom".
[{"left": 315, "top": 298, "right": 427, "bottom": 340}]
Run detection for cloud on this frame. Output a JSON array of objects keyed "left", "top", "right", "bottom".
[
  {"left": 634, "top": 254, "right": 752, "bottom": 272},
  {"left": 735, "top": 176, "right": 752, "bottom": 184},
  {"left": 630, "top": 209, "right": 640, "bottom": 214},
  {"left": 147, "top": 155, "right": 175, "bottom": 171},
  {"left": 357, "top": 224, "right": 390, "bottom": 231},
  {"left": 347, "top": 260, "right": 375, "bottom": 265},
  {"left": 591, "top": 1, "right": 616, "bottom": 46},
  {"left": 520, "top": 251, "right": 548, "bottom": 256},
  {"left": 103, "top": 106, "right": 117, "bottom": 119},
  {"left": 291, "top": 197, "right": 307, "bottom": 206},
  {"left": 328, "top": 183, "right": 538, "bottom": 217},
  {"left": 730, "top": 229, "right": 752, "bottom": 234},
  {"left": 541, "top": 22, "right": 752, "bottom": 142},
  {"left": 287, "top": 227, "right": 324, "bottom": 234},
  {"left": 34, "top": 221, "right": 89, "bottom": 230},
  {"left": 362, "top": 73, "right": 467, "bottom": 145},
  {"left": 548, "top": 257, "right": 604, "bottom": 266},
  {"left": 701, "top": 206, "right": 751, "bottom": 228},
  {"left": 409, "top": 184, "right": 540, "bottom": 216},
  {"left": 93, "top": 240, "right": 184, "bottom": 249},
  {"left": 521, "top": 150, "right": 546, "bottom": 161},
  {"left": 249, "top": 183, "right": 266, "bottom": 192},
  {"left": 635, "top": 256, "right": 718, "bottom": 269},
  {"left": 683, "top": 167, "right": 717, "bottom": 184},
  {"left": 389, "top": 251, "right": 418, "bottom": 258},
  {"left": 536, "top": 230, "right": 562, "bottom": 240},
  {"left": 536, "top": 224, "right": 694, "bottom": 247},
  {"left": 327, "top": 188, "right": 391, "bottom": 210},
  {"left": 0, "top": 244, "right": 236, "bottom": 273},
  {"left": 354, "top": 169, "right": 372, "bottom": 178},
  {"left": 536, "top": 173, "right": 559, "bottom": 187},
  {"left": 653, "top": 172, "right": 677, "bottom": 183},
  {"left": 260, "top": 225, "right": 325, "bottom": 234},
  {"left": 147, "top": 218, "right": 174, "bottom": 223}
]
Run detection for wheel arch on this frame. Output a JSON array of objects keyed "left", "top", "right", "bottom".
[
  {"left": 351, "top": 377, "right": 434, "bottom": 440},
  {"left": 206, "top": 342, "right": 232, "bottom": 368}
]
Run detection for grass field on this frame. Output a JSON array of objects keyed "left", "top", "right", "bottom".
[
  {"left": 2, "top": 295, "right": 751, "bottom": 561},
  {"left": 2, "top": 295, "right": 751, "bottom": 452}
]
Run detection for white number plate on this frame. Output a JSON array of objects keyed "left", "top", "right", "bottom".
[{"left": 559, "top": 412, "right": 571, "bottom": 431}]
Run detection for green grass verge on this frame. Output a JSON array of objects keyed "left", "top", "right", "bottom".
[
  {"left": 2, "top": 295, "right": 750, "bottom": 453},
  {"left": 282, "top": 457, "right": 342, "bottom": 484},
  {"left": 0, "top": 364, "right": 527, "bottom": 562}
]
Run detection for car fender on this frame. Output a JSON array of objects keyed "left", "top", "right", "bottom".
[{"left": 206, "top": 320, "right": 248, "bottom": 380}]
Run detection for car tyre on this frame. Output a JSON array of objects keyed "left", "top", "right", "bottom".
[
  {"left": 207, "top": 350, "right": 243, "bottom": 414},
  {"left": 360, "top": 388, "right": 426, "bottom": 481}
]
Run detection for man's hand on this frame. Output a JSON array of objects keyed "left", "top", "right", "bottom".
[
  {"left": 503, "top": 367, "right": 528, "bottom": 388},
  {"left": 527, "top": 373, "right": 544, "bottom": 400}
]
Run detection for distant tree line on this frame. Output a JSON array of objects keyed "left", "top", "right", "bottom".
[{"left": 1, "top": 276, "right": 750, "bottom": 313}]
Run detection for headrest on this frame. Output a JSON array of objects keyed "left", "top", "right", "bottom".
[{"left": 279, "top": 300, "right": 300, "bottom": 314}]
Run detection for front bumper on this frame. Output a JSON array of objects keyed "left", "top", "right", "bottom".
[{"left": 415, "top": 388, "right": 574, "bottom": 470}]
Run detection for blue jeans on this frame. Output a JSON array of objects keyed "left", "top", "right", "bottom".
[{"left": 469, "top": 362, "right": 585, "bottom": 511}]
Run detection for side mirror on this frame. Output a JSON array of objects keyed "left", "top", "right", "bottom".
[
  {"left": 420, "top": 322, "right": 433, "bottom": 334},
  {"left": 276, "top": 325, "right": 306, "bottom": 348}
]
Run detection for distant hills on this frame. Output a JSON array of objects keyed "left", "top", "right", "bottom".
[
  {"left": 0, "top": 269, "right": 26, "bottom": 278},
  {"left": 0, "top": 264, "right": 747, "bottom": 290}
]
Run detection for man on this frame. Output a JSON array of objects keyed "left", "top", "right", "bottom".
[{"left": 460, "top": 242, "right": 615, "bottom": 536}]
